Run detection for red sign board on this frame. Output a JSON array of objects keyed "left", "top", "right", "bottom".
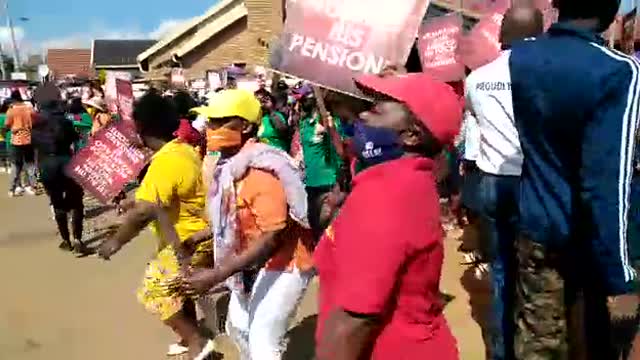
[
  {"left": 457, "top": 12, "right": 503, "bottom": 70},
  {"left": 271, "top": 0, "right": 431, "bottom": 95},
  {"left": 66, "top": 122, "right": 151, "bottom": 203},
  {"left": 116, "top": 79, "right": 134, "bottom": 123},
  {"left": 418, "top": 14, "right": 465, "bottom": 82}
]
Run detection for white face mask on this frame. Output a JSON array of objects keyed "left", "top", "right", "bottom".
[{"left": 192, "top": 115, "right": 208, "bottom": 134}]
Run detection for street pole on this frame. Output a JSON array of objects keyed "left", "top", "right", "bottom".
[
  {"left": 3, "top": 0, "right": 20, "bottom": 73},
  {"left": 0, "top": 43, "right": 6, "bottom": 80}
]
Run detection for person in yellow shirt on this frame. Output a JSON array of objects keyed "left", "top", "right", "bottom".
[{"left": 97, "top": 93, "right": 214, "bottom": 360}]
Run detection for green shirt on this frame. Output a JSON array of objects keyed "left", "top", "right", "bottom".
[
  {"left": 69, "top": 113, "right": 93, "bottom": 150},
  {"left": 300, "top": 114, "right": 345, "bottom": 188},
  {"left": 0, "top": 114, "right": 11, "bottom": 149},
  {"left": 258, "top": 111, "right": 290, "bottom": 152}
]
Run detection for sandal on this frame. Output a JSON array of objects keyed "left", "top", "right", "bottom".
[
  {"left": 73, "top": 240, "right": 89, "bottom": 255},
  {"left": 193, "top": 339, "right": 216, "bottom": 360},
  {"left": 167, "top": 343, "right": 189, "bottom": 356},
  {"left": 58, "top": 241, "right": 73, "bottom": 251}
]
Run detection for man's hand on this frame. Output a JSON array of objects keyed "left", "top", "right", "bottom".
[
  {"left": 98, "top": 238, "right": 122, "bottom": 260},
  {"left": 182, "top": 268, "right": 224, "bottom": 295}
]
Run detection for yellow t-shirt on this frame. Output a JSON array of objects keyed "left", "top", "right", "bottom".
[{"left": 136, "top": 140, "right": 208, "bottom": 251}]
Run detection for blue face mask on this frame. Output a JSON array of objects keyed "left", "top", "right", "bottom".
[{"left": 351, "top": 122, "right": 404, "bottom": 168}]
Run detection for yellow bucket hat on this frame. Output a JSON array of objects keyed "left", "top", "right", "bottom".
[{"left": 190, "top": 89, "right": 261, "bottom": 124}]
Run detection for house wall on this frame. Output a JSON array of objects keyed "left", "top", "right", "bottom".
[{"left": 146, "top": 0, "right": 284, "bottom": 81}]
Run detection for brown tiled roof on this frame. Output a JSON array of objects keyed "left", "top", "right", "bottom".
[{"left": 47, "top": 49, "right": 93, "bottom": 79}]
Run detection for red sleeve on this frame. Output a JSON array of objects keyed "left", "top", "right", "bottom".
[{"left": 333, "top": 186, "right": 408, "bottom": 315}]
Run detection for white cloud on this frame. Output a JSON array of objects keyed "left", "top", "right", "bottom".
[
  {"left": 30, "top": 18, "right": 191, "bottom": 54},
  {"left": 149, "top": 19, "right": 190, "bottom": 39}
]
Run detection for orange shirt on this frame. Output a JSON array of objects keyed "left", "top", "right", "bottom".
[
  {"left": 236, "top": 168, "right": 314, "bottom": 272},
  {"left": 5, "top": 103, "right": 33, "bottom": 146}
]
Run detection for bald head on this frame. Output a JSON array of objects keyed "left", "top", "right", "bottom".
[{"left": 500, "top": 6, "right": 545, "bottom": 47}]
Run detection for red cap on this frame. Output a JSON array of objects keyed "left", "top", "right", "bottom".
[{"left": 355, "top": 73, "right": 463, "bottom": 146}]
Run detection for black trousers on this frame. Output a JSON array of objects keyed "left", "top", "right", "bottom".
[{"left": 39, "top": 156, "right": 84, "bottom": 242}]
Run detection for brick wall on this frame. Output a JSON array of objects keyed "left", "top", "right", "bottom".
[{"left": 146, "top": 0, "right": 284, "bottom": 81}]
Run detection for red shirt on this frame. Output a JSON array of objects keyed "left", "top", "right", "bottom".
[{"left": 314, "top": 157, "right": 458, "bottom": 359}]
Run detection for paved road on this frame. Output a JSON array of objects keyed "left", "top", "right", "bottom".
[{"left": 0, "top": 174, "right": 487, "bottom": 359}]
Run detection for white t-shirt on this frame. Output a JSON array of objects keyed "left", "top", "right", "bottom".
[
  {"left": 465, "top": 50, "right": 523, "bottom": 176},
  {"left": 460, "top": 110, "right": 480, "bottom": 161}
]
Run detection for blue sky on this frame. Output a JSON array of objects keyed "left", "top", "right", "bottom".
[
  {"left": 8, "top": 0, "right": 218, "bottom": 55},
  {"left": 6, "top": 0, "right": 640, "bottom": 56}
]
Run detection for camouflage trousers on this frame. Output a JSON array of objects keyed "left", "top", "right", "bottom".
[{"left": 513, "top": 236, "right": 633, "bottom": 360}]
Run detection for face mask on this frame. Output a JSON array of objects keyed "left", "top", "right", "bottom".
[
  {"left": 206, "top": 127, "right": 242, "bottom": 152},
  {"left": 351, "top": 122, "right": 404, "bottom": 168}
]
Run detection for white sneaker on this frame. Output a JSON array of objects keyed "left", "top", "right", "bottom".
[
  {"left": 24, "top": 187, "right": 36, "bottom": 196},
  {"left": 167, "top": 343, "right": 189, "bottom": 356},
  {"left": 13, "top": 187, "right": 24, "bottom": 196}
]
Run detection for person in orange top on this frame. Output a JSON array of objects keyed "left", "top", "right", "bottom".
[
  {"left": 180, "top": 89, "right": 314, "bottom": 359},
  {"left": 4, "top": 90, "right": 37, "bottom": 196}
]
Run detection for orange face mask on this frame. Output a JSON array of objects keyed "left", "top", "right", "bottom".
[{"left": 206, "top": 127, "right": 242, "bottom": 152}]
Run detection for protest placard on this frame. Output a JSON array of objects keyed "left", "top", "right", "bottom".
[
  {"left": 271, "top": 0, "right": 431, "bottom": 95},
  {"left": 105, "top": 71, "right": 132, "bottom": 114},
  {"left": 171, "top": 68, "right": 186, "bottom": 88},
  {"left": 66, "top": 122, "right": 151, "bottom": 204},
  {"left": 115, "top": 79, "right": 134, "bottom": 123},
  {"left": 418, "top": 14, "right": 465, "bottom": 82},
  {"left": 457, "top": 12, "right": 503, "bottom": 70}
]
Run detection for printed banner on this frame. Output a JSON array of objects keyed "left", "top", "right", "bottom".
[
  {"left": 457, "top": 12, "right": 503, "bottom": 70},
  {"left": 418, "top": 14, "right": 465, "bottom": 82},
  {"left": 115, "top": 79, "right": 134, "bottom": 123},
  {"left": 66, "top": 122, "right": 152, "bottom": 204},
  {"left": 270, "top": 0, "right": 431, "bottom": 95},
  {"left": 105, "top": 71, "right": 132, "bottom": 114}
]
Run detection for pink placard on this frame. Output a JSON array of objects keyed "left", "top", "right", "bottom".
[
  {"left": 271, "top": 0, "right": 431, "bottom": 95},
  {"left": 418, "top": 14, "right": 465, "bottom": 82},
  {"left": 66, "top": 122, "right": 151, "bottom": 203},
  {"left": 457, "top": 12, "right": 503, "bottom": 70},
  {"left": 115, "top": 79, "right": 134, "bottom": 123}
]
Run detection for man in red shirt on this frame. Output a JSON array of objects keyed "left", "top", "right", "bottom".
[{"left": 314, "top": 72, "right": 463, "bottom": 359}]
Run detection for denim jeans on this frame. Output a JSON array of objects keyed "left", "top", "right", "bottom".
[{"left": 478, "top": 172, "right": 519, "bottom": 360}]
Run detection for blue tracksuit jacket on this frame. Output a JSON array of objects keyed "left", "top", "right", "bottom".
[{"left": 510, "top": 22, "right": 640, "bottom": 295}]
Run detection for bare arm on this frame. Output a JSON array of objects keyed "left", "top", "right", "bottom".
[{"left": 316, "top": 309, "right": 379, "bottom": 360}]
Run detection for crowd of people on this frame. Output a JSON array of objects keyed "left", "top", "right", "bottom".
[{"left": 4, "top": 0, "right": 640, "bottom": 359}]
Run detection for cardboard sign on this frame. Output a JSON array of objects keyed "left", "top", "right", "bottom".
[
  {"left": 418, "top": 14, "right": 465, "bottom": 82},
  {"left": 115, "top": 79, "right": 134, "bottom": 123},
  {"left": 457, "top": 12, "right": 503, "bottom": 70},
  {"left": 66, "top": 122, "right": 151, "bottom": 204},
  {"left": 105, "top": 71, "right": 132, "bottom": 114},
  {"left": 271, "top": 0, "right": 431, "bottom": 95},
  {"left": 171, "top": 68, "right": 186, "bottom": 88}
]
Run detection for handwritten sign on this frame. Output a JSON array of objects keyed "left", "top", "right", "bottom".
[
  {"left": 66, "top": 122, "right": 151, "bottom": 203},
  {"left": 418, "top": 14, "right": 464, "bottom": 82},
  {"left": 271, "top": 0, "right": 431, "bottom": 95},
  {"left": 457, "top": 12, "right": 503, "bottom": 70},
  {"left": 116, "top": 79, "right": 134, "bottom": 123}
]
